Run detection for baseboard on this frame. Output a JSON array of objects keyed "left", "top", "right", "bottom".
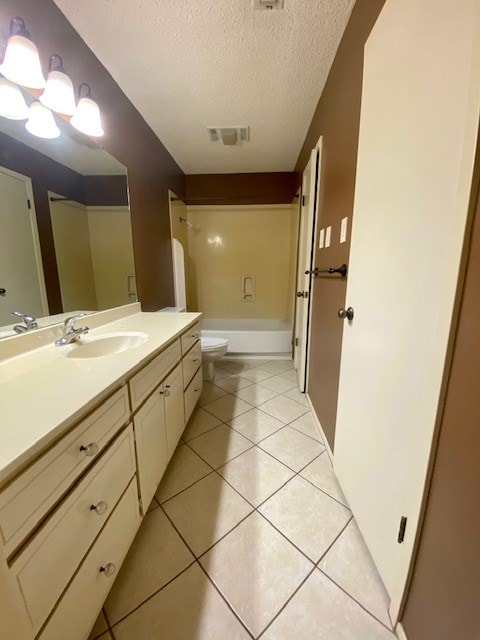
[
  {"left": 395, "top": 622, "right": 408, "bottom": 640},
  {"left": 305, "top": 393, "right": 334, "bottom": 462}
]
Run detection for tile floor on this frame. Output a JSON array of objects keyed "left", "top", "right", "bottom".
[{"left": 90, "top": 358, "right": 397, "bottom": 640}]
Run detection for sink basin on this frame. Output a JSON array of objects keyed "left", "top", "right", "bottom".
[{"left": 64, "top": 332, "right": 148, "bottom": 359}]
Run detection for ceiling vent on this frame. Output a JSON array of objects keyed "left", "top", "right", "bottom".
[
  {"left": 254, "top": 0, "right": 284, "bottom": 10},
  {"left": 207, "top": 126, "right": 250, "bottom": 146}
]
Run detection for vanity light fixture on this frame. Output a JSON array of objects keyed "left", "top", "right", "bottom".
[
  {"left": 0, "top": 77, "right": 29, "bottom": 119},
  {"left": 39, "top": 54, "right": 76, "bottom": 116},
  {"left": 70, "top": 83, "right": 104, "bottom": 137},
  {"left": 0, "top": 17, "right": 45, "bottom": 89},
  {"left": 25, "top": 101, "right": 60, "bottom": 139}
]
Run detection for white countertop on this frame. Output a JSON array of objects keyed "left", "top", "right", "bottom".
[{"left": 0, "top": 311, "right": 201, "bottom": 487}]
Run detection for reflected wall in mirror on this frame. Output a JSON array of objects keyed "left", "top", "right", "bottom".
[{"left": 0, "top": 86, "right": 136, "bottom": 338}]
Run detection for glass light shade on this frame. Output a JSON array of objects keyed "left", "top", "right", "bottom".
[
  {"left": 0, "top": 77, "right": 29, "bottom": 119},
  {"left": 39, "top": 69, "right": 76, "bottom": 115},
  {"left": 0, "top": 34, "right": 45, "bottom": 89},
  {"left": 71, "top": 96, "right": 104, "bottom": 137},
  {"left": 25, "top": 101, "right": 60, "bottom": 139}
]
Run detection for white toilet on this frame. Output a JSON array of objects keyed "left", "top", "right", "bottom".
[{"left": 201, "top": 336, "right": 228, "bottom": 380}]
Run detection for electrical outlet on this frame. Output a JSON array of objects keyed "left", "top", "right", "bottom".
[
  {"left": 340, "top": 217, "right": 348, "bottom": 243},
  {"left": 319, "top": 228, "right": 325, "bottom": 249}
]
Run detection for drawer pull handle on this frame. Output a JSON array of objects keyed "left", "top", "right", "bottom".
[
  {"left": 99, "top": 562, "right": 116, "bottom": 577},
  {"left": 90, "top": 501, "right": 108, "bottom": 516},
  {"left": 192, "top": 358, "right": 200, "bottom": 363},
  {"left": 79, "top": 442, "right": 99, "bottom": 457}
]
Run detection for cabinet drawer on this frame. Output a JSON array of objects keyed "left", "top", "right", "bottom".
[
  {"left": 39, "top": 479, "right": 140, "bottom": 640},
  {"left": 13, "top": 426, "right": 136, "bottom": 633},
  {"left": 0, "top": 386, "right": 129, "bottom": 554},
  {"left": 184, "top": 367, "right": 203, "bottom": 423},
  {"left": 181, "top": 322, "right": 201, "bottom": 355},
  {"left": 182, "top": 340, "right": 202, "bottom": 390},
  {"left": 129, "top": 340, "right": 181, "bottom": 411}
]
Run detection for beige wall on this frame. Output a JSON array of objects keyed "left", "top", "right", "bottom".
[
  {"left": 186, "top": 205, "right": 298, "bottom": 320},
  {"left": 87, "top": 206, "right": 136, "bottom": 310},
  {"left": 49, "top": 199, "right": 98, "bottom": 311}
]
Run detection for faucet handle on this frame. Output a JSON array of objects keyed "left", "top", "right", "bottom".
[
  {"left": 11, "top": 311, "right": 38, "bottom": 329},
  {"left": 64, "top": 313, "right": 87, "bottom": 332}
]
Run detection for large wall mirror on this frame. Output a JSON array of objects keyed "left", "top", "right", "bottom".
[{"left": 0, "top": 86, "right": 136, "bottom": 339}]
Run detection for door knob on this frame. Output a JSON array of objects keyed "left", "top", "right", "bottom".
[
  {"left": 0, "top": 288, "right": 5, "bottom": 295},
  {"left": 338, "top": 307, "right": 354, "bottom": 320}
]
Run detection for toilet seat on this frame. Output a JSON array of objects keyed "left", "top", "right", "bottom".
[{"left": 201, "top": 337, "right": 228, "bottom": 352}]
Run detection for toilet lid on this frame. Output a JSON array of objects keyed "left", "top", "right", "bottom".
[{"left": 201, "top": 336, "right": 228, "bottom": 351}]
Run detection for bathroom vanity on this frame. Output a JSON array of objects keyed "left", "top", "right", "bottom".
[{"left": 0, "top": 305, "right": 202, "bottom": 639}]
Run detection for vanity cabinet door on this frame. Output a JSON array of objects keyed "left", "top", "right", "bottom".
[
  {"left": 164, "top": 364, "right": 185, "bottom": 461},
  {"left": 133, "top": 387, "right": 167, "bottom": 513}
]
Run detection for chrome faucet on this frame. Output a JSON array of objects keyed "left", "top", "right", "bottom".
[
  {"left": 11, "top": 311, "right": 39, "bottom": 334},
  {"left": 55, "top": 313, "right": 89, "bottom": 346}
]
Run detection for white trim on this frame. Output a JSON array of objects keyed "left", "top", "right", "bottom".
[
  {"left": 306, "top": 392, "right": 334, "bottom": 462},
  {"left": 395, "top": 622, "right": 408, "bottom": 640}
]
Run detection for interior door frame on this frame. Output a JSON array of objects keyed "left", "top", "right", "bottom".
[
  {"left": 293, "top": 137, "right": 323, "bottom": 392},
  {"left": 0, "top": 165, "right": 49, "bottom": 317}
]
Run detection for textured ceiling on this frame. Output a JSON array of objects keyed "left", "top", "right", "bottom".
[{"left": 53, "top": 0, "right": 355, "bottom": 174}]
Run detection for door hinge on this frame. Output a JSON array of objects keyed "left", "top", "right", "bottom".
[
  {"left": 302, "top": 195, "right": 305, "bottom": 207},
  {"left": 27, "top": 199, "right": 31, "bottom": 210},
  {"left": 138, "top": 497, "right": 143, "bottom": 513},
  {"left": 295, "top": 337, "right": 299, "bottom": 347},
  {"left": 397, "top": 516, "right": 407, "bottom": 543}
]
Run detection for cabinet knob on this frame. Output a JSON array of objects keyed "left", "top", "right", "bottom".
[
  {"left": 194, "top": 388, "right": 200, "bottom": 393},
  {"left": 79, "top": 442, "right": 99, "bottom": 457},
  {"left": 192, "top": 358, "right": 200, "bottom": 363},
  {"left": 99, "top": 562, "right": 116, "bottom": 577},
  {"left": 164, "top": 389, "right": 170, "bottom": 397},
  {"left": 192, "top": 333, "right": 199, "bottom": 338},
  {"left": 90, "top": 501, "right": 108, "bottom": 516}
]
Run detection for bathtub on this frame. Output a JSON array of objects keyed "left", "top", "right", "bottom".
[{"left": 201, "top": 318, "right": 292, "bottom": 354}]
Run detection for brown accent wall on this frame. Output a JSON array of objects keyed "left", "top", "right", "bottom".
[
  {"left": 185, "top": 172, "right": 298, "bottom": 205},
  {"left": 400, "top": 141, "right": 480, "bottom": 640},
  {"left": 0, "top": 0, "right": 184, "bottom": 312},
  {"left": 83, "top": 175, "right": 128, "bottom": 207},
  {"left": 295, "top": 0, "right": 387, "bottom": 449}
]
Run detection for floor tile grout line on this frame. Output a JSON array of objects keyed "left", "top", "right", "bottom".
[
  {"left": 183, "top": 417, "right": 230, "bottom": 443},
  {"left": 317, "top": 567, "right": 397, "bottom": 635},
  {"left": 225, "top": 419, "right": 287, "bottom": 447},
  {"left": 298, "top": 463, "right": 352, "bottom": 510},
  {"left": 107, "top": 560, "right": 197, "bottom": 631},
  {"left": 183, "top": 435, "right": 256, "bottom": 473},
  {"left": 157, "top": 468, "right": 216, "bottom": 506},
  {"left": 314, "top": 515, "right": 354, "bottom": 566},
  {"left": 289, "top": 423, "right": 324, "bottom": 444},
  {"left": 196, "top": 562, "right": 256, "bottom": 640},
  {"left": 255, "top": 565, "right": 318, "bottom": 639}
]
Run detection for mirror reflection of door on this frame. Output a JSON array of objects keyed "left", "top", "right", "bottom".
[{"left": 0, "top": 166, "right": 48, "bottom": 326}]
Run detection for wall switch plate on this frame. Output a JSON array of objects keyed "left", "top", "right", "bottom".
[
  {"left": 319, "top": 228, "right": 325, "bottom": 249},
  {"left": 340, "top": 217, "right": 348, "bottom": 243},
  {"left": 325, "top": 226, "right": 332, "bottom": 248}
]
